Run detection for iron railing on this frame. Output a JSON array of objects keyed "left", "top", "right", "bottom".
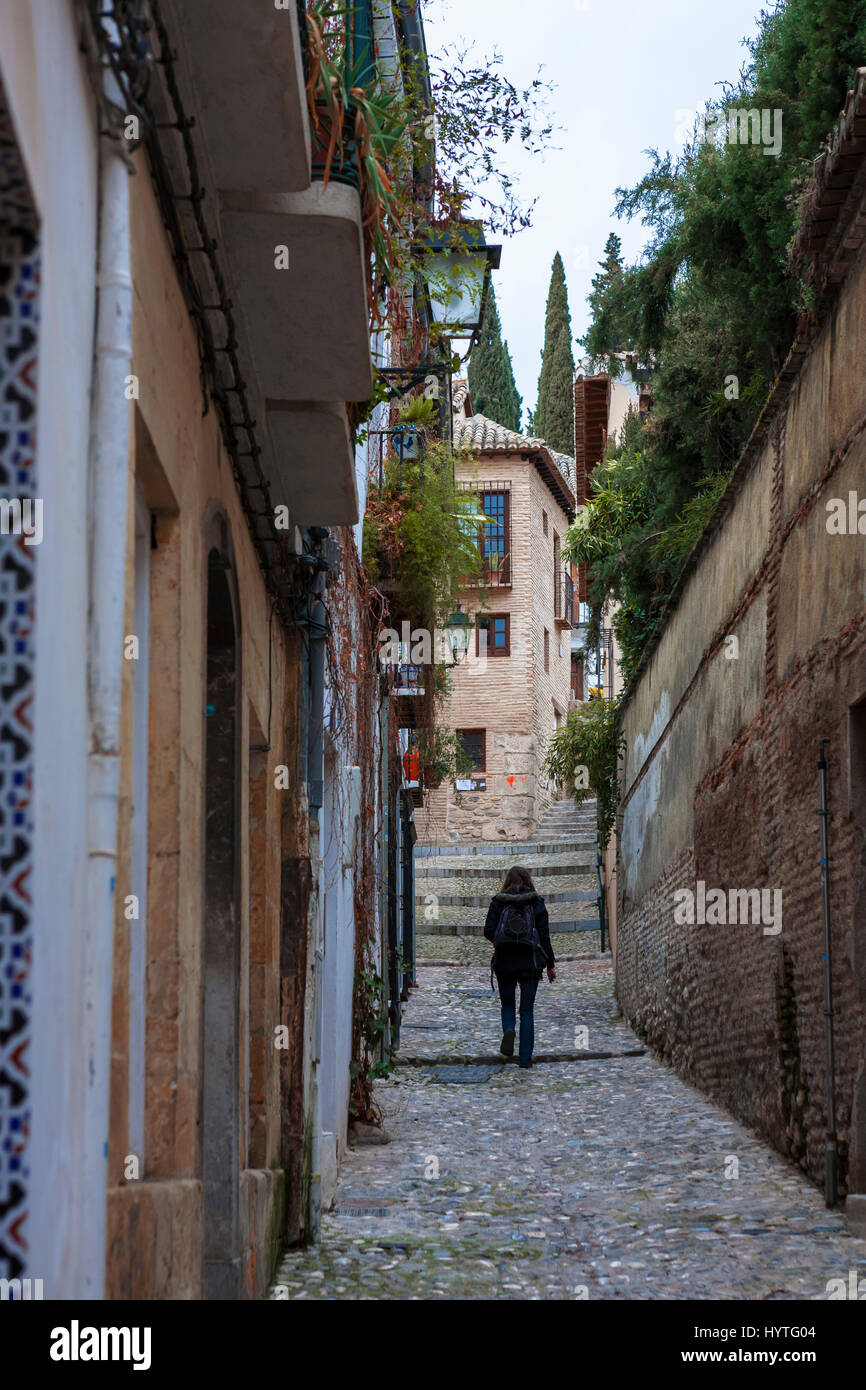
[
  {"left": 457, "top": 480, "right": 511, "bottom": 586},
  {"left": 584, "top": 625, "right": 614, "bottom": 701},
  {"left": 556, "top": 569, "right": 574, "bottom": 626},
  {"left": 596, "top": 823, "right": 607, "bottom": 954}
]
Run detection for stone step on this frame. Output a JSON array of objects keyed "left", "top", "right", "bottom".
[
  {"left": 537, "top": 812, "right": 596, "bottom": 823},
  {"left": 536, "top": 817, "right": 594, "bottom": 828},
  {"left": 540, "top": 824, "right": 596, "bottom": 828},
  {"left": 416, "top": 860, "right": 593, "bottom": 880},
  {"left": 534, "top": 824, "right": 596, "bottom": 834},
  {"left": 534, "top": 824, "right": 596, "bottom": 833},
  {"left": 416, "top": 838, "right": 596, "bottom": 858},
  {"left": 417, "top": 901, "right": 599, "bottom": 927},
  {"left": 537, "top": 814, "right": 595, "bottom": 823},
  {"left": 418, "top": 918, "right": 602, "bottom": 937},
  {"left": 415, "top": 888, "right": 597, "bottom": 908}
]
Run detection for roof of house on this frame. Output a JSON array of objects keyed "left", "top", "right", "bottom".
[
  {"left": 549, "top": 449, "right": 577, "bottom": 493},
  {"left": 452, "top": 380, "right": 473, "bottom": 417},
  {"left": 451, "top": 381, "right": 576, "bottom": 515}
]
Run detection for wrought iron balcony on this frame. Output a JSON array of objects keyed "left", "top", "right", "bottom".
[
  {"left": 555, "top": 569, "right": 575, "bottom": 628},
  {"left": 457, "top": 479, "right": 511, "bottom": 587}
]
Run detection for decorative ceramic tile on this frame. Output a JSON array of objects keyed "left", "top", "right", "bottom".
[{"left": 0, "top": 77, "right": 38, "bottom": 1283}]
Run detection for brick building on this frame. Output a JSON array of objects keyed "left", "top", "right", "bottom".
[{"left": 418, "top": 385, "right": 576, "bottom": 843}]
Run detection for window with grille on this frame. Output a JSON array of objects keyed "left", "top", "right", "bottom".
[
  {"left": 480, "top": 491, "right": 510, "bottom": 583},
  {"left": 544, "top": 628, "right": 550, "bottom": 672},
  {"left": 457, "top": 728, "right": 486, "bottom": 771}
]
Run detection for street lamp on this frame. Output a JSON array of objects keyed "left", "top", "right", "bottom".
[
  {"left": 446, "top": 607, "right": 472, "bottom": 666},
  {"left": 416, "top": 221, "right": 502, "bottom": 347}
]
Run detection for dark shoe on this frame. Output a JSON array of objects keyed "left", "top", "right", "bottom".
[
  {"left": 518, "top": 1060, "right": 532, "bottom": 1069},
  {"left": 499, "top": 1028, "right": 515, "bottom": 1058}
]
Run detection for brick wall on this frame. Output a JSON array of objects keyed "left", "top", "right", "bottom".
[{"left": 617, "top": 95, "right": 866, "bottom": 1197}]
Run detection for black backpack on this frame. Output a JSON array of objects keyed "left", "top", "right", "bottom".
[{"left": 493, "top": 900, "right": 540, "bottom": 953}]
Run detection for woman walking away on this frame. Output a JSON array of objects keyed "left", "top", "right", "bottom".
[{"left": 484, "top": 866, "right": 556, "bottom": 1069}]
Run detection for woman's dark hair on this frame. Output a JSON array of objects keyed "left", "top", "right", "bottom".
[{"left": 501, "top": 865, "right": 535, "bottom": 894}]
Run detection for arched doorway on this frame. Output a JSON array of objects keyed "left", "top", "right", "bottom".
[{"left": 202, "top": 542, "right": 241, "bottom": 1298}]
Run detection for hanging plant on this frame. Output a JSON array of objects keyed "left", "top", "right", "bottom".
[
  {"left": 396, "top": 394, "right": 437, "bottom": 426},
  {"left": 302, "top": 2, "right": 559, "bottom": 338},
  {"left": 304, "top": 0, "right": 411, "bottom": 327}
]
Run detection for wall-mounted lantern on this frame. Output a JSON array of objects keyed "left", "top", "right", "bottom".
[{"left": 416, "top": 221, "right": 502, "bottom": 348}]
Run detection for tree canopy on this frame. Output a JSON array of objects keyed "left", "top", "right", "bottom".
[{"left": 569, "top": 0, "right": 866, "bottom": 684}]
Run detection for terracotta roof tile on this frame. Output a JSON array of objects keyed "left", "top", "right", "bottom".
[{"left": 453, "top": 412, "right": 575, "bottom": 490}]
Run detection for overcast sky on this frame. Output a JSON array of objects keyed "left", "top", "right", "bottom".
[{"left": 423, "top": 0, "right": 767, "bottom": 429}]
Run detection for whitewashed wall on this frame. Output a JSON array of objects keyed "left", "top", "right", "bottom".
[{"left": 0, "top": 0, "right": 100, "bottom": 1297}]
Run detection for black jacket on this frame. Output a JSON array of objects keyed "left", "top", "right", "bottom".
[{"left": 484, "top": 890, "right": 555, "bottom": 978}]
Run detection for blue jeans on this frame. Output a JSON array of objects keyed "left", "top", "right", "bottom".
[{"left": 498, "top": 973, "right": 539, "bottom": 1064}]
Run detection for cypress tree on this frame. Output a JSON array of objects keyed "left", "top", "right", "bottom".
[
  {"left": 584, "top": 233, "right": 627, "bottom": 359},
  {"left": 533, "top": 252, "right": 576, "bottom": 454},
  {"left": 468, "top": 283, "right": 522, "bottom": 431}
]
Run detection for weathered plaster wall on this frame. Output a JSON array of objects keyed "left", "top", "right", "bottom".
[{"left": 105, "top": 154, "right": 296, "bottom": 1298}]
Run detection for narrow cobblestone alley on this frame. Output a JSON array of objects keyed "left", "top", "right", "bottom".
[{"left": 273, "top": 954, "right": 866, "bottom": 1300}]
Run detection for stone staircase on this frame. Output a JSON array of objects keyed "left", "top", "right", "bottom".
[{"left": 415, "top": 798, "right": 601, "bottom": 940}]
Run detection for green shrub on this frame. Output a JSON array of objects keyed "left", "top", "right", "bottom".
[{"left": 544, "top": 698, "right": 624, "bottom": 850}]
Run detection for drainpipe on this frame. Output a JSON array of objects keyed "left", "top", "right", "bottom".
[
  {"left": 308, "top": 567, "right": 327, "bottom": 816},
  {"left": 818, "top": 739, "right": 839, "bottom": 1206},
  {"left": 83, "top": 138, "right": 132, "bottom": 1296},
  {"left": 308, "top": 564, "right": 326, "bottom": 1239}
]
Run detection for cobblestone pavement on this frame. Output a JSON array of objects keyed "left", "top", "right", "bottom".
[{"left": 272, "top": 957, "right": 866, "bottom": 1300}]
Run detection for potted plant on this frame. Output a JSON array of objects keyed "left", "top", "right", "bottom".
[{"left": 393, "top": 394, "right": 435, "bottom": 460}]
